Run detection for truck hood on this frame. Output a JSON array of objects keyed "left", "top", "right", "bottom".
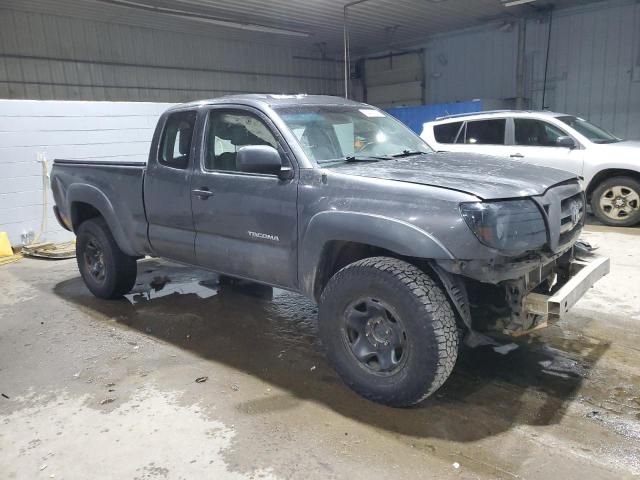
[{"left": 329, "top": 152, "right": 578, "bottom": 200}]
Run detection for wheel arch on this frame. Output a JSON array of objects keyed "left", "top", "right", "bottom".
[
  {"left": 586, "top": 168, "right": 640, "bottom": 200},
  {"left": 67, "top": 184, "right": 138, "bottom": 257},
  {"left": 301, "top": 211, "right": 455, "bottom": 301}
]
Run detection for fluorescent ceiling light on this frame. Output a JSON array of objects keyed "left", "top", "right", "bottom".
[
  {"left": 92, "top": 0, "right": 311, "bottom": 37},
  {"left": 502, "top": 0, "right": 537, "bottom": 6}
]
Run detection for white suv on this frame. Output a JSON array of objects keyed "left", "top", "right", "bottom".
[{"left": 421, "top": 111, "right": 640, "bottom": 227}]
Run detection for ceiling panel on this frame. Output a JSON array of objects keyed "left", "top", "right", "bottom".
[{"left": 1, "top": 0, "right": 605, "bottom": 54}]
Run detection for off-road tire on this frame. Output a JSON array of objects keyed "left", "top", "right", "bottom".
[
  {"left": 591, "top": 176, "right": 640, "bottom": 227},
  {"left": 76, "top": 217, "right": 137, "bottom": 299},
  {"left": 319, "top": 257, "right": 458, "bottom": 407}
]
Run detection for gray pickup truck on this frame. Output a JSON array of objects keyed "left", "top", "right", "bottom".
[{"left": 51, "top": 94, "right": 609, "bottom": 407}]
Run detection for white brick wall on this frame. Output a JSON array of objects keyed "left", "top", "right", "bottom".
[{"left": 0, "top": 99, "right": 173, "bottom": 246}]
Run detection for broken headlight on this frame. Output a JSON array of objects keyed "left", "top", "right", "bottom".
[{"left": 460, "top": 200, "right": 547, "bottom": 253}]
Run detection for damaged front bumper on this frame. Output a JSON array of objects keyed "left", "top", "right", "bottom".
[
  {"left": 433, "top": 242, "right": 610, "bottom": 339},
  {"left": 519, "top": 253, "right": 610, "bottom": 332},
  {"left": 498, "top": 245, "right": 610, "bottom": 336}
]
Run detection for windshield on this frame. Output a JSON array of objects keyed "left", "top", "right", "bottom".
[
  {"left": 275, "top": 105, "right": 432, "bottom": 165},
  {"left": 557, "top": 115, "right": 621, "bottom": 144}
]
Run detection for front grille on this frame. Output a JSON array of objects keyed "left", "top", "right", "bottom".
[
  {"left": 533, "top": 181, "right": 584, "bottom": 252},
  {"left": 559, "top": 191, "right": 585, "bottom": 243}
]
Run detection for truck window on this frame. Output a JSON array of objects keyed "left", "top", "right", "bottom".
[
  {"left": 514, "top": 118, "right": 567, "bottom": 147},
  {"left": 205, "top": 110, "right": 278, "bottom": 172},
  {"left": 433, "top": 122, "right": 463, "bottom": 144},
  {"left": 465, "top": 119, "right": 506, "bottom": 145},
  {"left": 158, "top": 111, "right": 196, "bottom": 169}
]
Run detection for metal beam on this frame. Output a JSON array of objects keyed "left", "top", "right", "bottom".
[{"left": 343, "top": 0, "right": 379, "bottom": 98}]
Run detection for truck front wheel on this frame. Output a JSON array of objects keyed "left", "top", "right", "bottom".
[
  {"left": 318, "top": 257, "right": 458, "bottom": 407},
  {"left": 76, "top": 217, "right": 137, "bottom": 299}
]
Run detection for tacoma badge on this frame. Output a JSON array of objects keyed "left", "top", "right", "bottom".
[{"left": 248, "top": 231, "right": 280, "bottom": 242}]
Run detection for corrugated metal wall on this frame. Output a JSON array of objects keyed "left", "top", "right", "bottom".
[
  {"left": 525, "top": 1, "right": 640, "bottom": 139},
  {"left": 425, "top": 27, "right": 518, "bottom": 104},
  {"left": 399, "top": 0, "right": 640, "bottom": 139},
  {"left": 0, "top": 8, "right": 339, "bottom": 103}
]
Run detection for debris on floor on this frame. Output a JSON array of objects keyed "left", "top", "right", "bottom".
[
  {"left": 21, "top": 241, "right": 75, "bottom": 259},
  {"left": 195, "top": 376, "right": 208, "bottom": 383},
  {"left": 150, "top": 275, "right": 171, "bottom": 290}
]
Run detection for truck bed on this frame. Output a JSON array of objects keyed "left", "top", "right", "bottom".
[{"left": 51, "top": 159, "right": 151, "bottom": 256}]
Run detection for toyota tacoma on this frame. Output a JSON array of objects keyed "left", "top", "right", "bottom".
[{"left": 51, "top": 95, "right": 609, "bottom": 407}]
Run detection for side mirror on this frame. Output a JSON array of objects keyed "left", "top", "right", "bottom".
[
  {"left": 556, "top": 136, "right": 576, "bottom": 149},
  {"left": 236, "top": 145, "right": 284, "bottom": 175}
]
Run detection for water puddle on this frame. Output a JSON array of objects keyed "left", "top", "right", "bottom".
[{"left": 125, "top": 276, "right": 219, "bottom": 305}]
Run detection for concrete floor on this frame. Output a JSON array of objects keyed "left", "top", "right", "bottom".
[{"left": 1, "top": 224, "right": 639, "bottom": 479}]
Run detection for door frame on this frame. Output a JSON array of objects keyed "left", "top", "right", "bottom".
[
  {"left": 189, "top": 104, "right": 301, "bottom": 289},
  {"left": 145, "top": 107, "right": 200, "bottom": 263}
]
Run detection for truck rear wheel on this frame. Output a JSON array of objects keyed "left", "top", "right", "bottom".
[
  {"left": 318, "top": 257, "right": 458, "bottom": 407},
  {"left": 591, "top": 176, "right": 640, "bottom": 227},
  {"left": 76, "top": 217, "right": 137, "bottom": 299}
]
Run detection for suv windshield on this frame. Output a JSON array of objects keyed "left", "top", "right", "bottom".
[
  {"left": 275, "top": 105, "right": 432, "bottom": 164},
  {"left": 557, "top": 115, "right": 621, "bottom": 144}
]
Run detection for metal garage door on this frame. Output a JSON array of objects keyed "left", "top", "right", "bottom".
[{"left": 364, "top": 51, "right": 425, "bottom": 108}]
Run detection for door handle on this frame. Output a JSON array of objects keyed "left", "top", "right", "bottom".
[
  {"left": 192, "top": 187, "right": 214, "bottom": 199},
  {"left": 510, "top": 153, "right": 524, "bottom": 158}
]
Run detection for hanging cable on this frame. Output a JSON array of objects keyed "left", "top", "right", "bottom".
[{"left": 541, "top": 7, "right": 554, "bottom": 109}]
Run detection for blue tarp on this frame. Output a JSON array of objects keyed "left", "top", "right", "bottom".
[{"left": 385, "top": 100, "right": 483, "bottom": 134}]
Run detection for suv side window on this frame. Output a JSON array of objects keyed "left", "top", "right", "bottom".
[
  {"left": 158, "top": 111, "right": 196, "bottom": 169},
  {"left": 464, "top": 119, "right": 506, "bottom": 145},
  {"left": 433, "top": 121, "right": 463, "bottom": 144},
  {"left": 205, "top": 110, "right": 279, "bottom": 171},
  {"left": 514, "top": 118, "right": 567, "bottom": 146}
]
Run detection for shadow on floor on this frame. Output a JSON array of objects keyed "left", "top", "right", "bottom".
[{"left": 53, "top": 259, "right": 609, "bottom": 443}]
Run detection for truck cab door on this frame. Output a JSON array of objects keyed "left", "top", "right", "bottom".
[
  {"left": 144, "top": 109, "right": 198, "bottom": 264},
  {"left": 190, "top": 106, "right": 298, "bottom": 289}
]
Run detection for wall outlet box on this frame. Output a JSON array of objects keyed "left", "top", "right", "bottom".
[{"left": 21, "top": 229, "right": 35, "bottom": 245}]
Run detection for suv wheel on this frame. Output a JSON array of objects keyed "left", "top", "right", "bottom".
[
  {"left": 591, "top": 176, "right": 640, "bottom": 227},
  {"left": 318, "top": 257, "right": 458, "bottom": 407},
  {"left": 76, "top": 217, "right": 137, "bottom": 299}
]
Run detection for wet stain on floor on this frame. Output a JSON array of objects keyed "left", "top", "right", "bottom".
[{"left": 53, "top": 262, "right": 637, "bottom": 438}]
